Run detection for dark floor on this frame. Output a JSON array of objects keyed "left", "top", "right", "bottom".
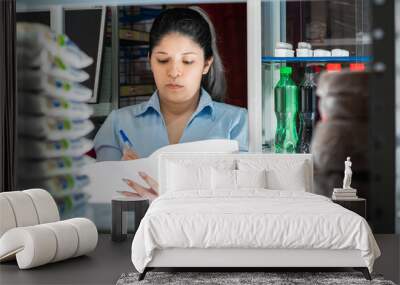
[
  {"left": 0, "top": 234, "right": 399, "bottom": 285},
  {"left": 0, "top": 234, "right": 134, "bottom": 285},
  {"left": 374, "top": 234, "right": 400, "bottom": 284}
]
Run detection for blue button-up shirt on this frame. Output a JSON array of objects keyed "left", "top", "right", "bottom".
[{"left": 94, "top": 89, "right": 248, "bottom": 161}]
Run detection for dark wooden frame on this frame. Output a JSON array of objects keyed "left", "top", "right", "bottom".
[
  {"left": 0, "top": 0, "right": 16, "bottom": 193},
  {"left": 368, "top": 0, "right": 396, "bottom": 233}
]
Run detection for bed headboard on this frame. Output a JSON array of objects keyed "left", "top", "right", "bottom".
[{"left": 158, "top": 153, "right": 313, "bottom": 194}]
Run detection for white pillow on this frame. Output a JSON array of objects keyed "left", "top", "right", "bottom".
[
  {"left": 167, "top": 162, "right": 211, "bottom": 191},
  {"left": 211, "top": 168, "right": 236, "bottom": 190},
  {"left": 211, "top": 169, "right": 267, "bottom": 190},
  {"left": 236, "top": 169, "right": 267, "bottom": 188},
  {"left": 237, "top": 159, "right": 308, "bottom": 191},
  {"left": 266, "top": 163, "right": 306, "bottom": 191}
]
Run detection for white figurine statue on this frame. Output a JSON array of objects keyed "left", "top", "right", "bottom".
[{"left": 342, "top": 157, "right": 353, "bottom": 189}]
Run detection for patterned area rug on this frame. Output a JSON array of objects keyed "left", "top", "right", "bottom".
[{"left": 116, "top": 271, "right": 396, "bottom": 285}]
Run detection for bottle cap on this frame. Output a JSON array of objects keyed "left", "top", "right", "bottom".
[
  {"left": 326, "top": 63, "right": 342, "bottom": 72},
  {"left": 349, "top": 63, "right": 365, "bottom": 71},
  {"left": 280, "top": 66, "right": 292, "bottom": 75}
]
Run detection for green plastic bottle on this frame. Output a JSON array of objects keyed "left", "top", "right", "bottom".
[{"left": 274, "top": 66, "right": 299, "bottom": 153}]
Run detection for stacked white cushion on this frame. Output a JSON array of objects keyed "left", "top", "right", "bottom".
[
  {"left": 42, "top": 221, "right": 79, "bottom": 262},
  {"left": 23, "top": 189, "right": 60, "bottom": 223},
  {"left": 0, "top": 189, "right": 97, "bottom": 269},
  {"left": 0, "top": 196, "right": 17, "bottom": 237},
  {"left": 0, "top": 190, "right": 59, "bottom": 236},
  {"left": 0, "top": 225, "right": 57, "bottom": 267},
  {"left": 1, "top": 191, "right": 40, "bottom": 227},
  {"left": 64, "top": 218, "right": 98, "bottom": 257},
  {"left": 0, "top": 218, "right": 97, "bottom": 269}
]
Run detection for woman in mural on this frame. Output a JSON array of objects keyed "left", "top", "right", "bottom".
[{"left": 94, "top": 7, "right": 248, "bottom": 198}]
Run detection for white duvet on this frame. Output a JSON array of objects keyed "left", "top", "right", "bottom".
[{"left": 131, "top": 190, "right": 380, "bottom": 273}]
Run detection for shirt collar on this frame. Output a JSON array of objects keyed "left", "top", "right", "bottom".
[
  {"left": 134, "top": 90, "right": 162, "bottom": 117},
  {"left": 135, "top": 88, "right": 215, "bottom": 120},
  {"left": 194, "top": 88, "right": 215, "bottom": 120}
]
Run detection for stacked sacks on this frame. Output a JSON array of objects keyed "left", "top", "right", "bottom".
[
  {"left": 16, "top": 23, "right": 95, "bottom": 216},
  {"left": 311, "top": 71, "right": 369, "bottom": 197}
]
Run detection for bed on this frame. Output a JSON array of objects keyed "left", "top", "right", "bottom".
[{"left": 131, "top": 153, "right": 380, "bottom": 280}]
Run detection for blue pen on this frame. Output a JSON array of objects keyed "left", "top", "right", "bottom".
[{"left": 119, "top": 129, "right": 133, "bottom": 148}]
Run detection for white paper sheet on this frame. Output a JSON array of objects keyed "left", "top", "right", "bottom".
[{"left": 82, "top": 140, "right": 239, "bottom": 203}]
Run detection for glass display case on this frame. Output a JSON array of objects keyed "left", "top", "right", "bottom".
[{"left": 261, "top": 0, "right": 371, "bottom": 153}]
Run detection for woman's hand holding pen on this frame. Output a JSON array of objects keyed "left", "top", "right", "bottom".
[
  {"left": 120, "top": 172, "right": 159, "bottom": 200},
  {"left": 121, "top": 147, "right": 140, "bottom": 160},
  {"left": 119, "top": 129, "right": 139, "bottom": 160},
  {"left": 118, "top": 130, "right": 158, "bottom": 199}
]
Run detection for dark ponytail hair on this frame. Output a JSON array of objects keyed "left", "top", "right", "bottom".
[{"left": 149, "top": 7, "right": 226, "bottom": 101}]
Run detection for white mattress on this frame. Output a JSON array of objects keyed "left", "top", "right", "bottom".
[{"left": 131, "top": 190, "right": 380, "bottom": 273}]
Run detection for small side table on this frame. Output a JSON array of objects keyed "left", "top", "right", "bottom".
[
  {"left": 112, "top": 196, "right": 149, "bottom": 242},
  {"left": 332, "top": 198, "right": 366, "bottom": 218}
]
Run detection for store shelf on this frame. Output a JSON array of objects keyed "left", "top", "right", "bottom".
[
  {"left": 262, "top": 56, "right": 373, "bottom": 63},
  {"left": 120, "top": 84, "right": 155, "bottom": 97},
  {"left": 119, "top": 29, "right": 149, "bottom": 42}
]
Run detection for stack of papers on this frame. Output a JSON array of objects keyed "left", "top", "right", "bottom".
[{"left": 332, "top": 188, "right": 358, "bottom": 200}]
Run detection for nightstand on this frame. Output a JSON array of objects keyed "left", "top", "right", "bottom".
[
  {"left": 112, "top": 196, "right": 149, "bottom": 242},
  {"left": 332, "top": 198, "right": 366, "bottom": 218}
]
